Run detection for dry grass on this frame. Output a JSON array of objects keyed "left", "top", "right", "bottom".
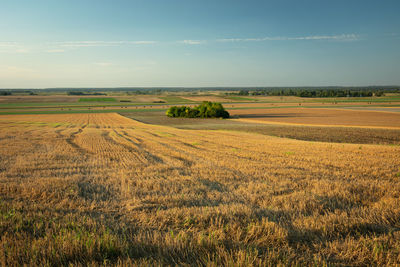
[
  {"left": 230, "top": 107, "right": 400, "bottom": 129},
  {"left": 1, "top": 113, "right": 400, "bottom": 266}
]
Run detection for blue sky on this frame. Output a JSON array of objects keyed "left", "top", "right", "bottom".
[{"left": 1, "top": 0, "right": 399, "bottom": 88}]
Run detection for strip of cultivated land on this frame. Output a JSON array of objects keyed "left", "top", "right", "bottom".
[
  {"left": 229, "top": 107, "right": 400, "bottom": 129},
  {"left": 124, "top": 111, "right": 400, "bottom": 145},
  {"left": 0, "top": 113, "right": 399, "bottom": 265},
  {"left": 1, "top": 94, "right": 400, "bottom": 115}
]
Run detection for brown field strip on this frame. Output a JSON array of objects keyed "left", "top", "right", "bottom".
[
  {"left": 1, "top": 113, "right": 400, "bottom": 265},
  {"left": 0, "top": 95, "right": 82, "bottom": 103},
  {"left": 181, "top": 95, "right": 234, "bottom": 102},
  {"left": 230, "top": 107, "right": 400, "bottom": 129}
]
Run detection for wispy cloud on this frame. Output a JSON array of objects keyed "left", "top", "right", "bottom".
[
  {"left": 0, "top": 42, "right": 30, "bottom": 54},
  {"left": 289, "top": 34, "right": 359, "bottom": 41},
  {"left": 15, "top": 48, "right": 30, "bottom": 53},
  {"left": 128, "top": 41, "right": 157, "bottom": 45},
  {"left": 56, "top": 40, "right": 157, "bottom": 47},
  {"left": 0, "top": 42, "right": 19, "bottom": 48},
  {"left": 58, "top": 41, "right": 122, "bottom": 47},
  {"left": 0, "top": 34, "right": 361, "bottom": 55},
  {"left": 179, "top": 40, "right": 206, "bottom": 45},
  {"left": 1, "top": 40, "right": 158, "bottom": 54},
  {"left": 217, "top": 34, "right": 360, "bottom": 42}
]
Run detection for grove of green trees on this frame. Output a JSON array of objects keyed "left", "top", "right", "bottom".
[{"left": 166, "top": 101, "right": 230, "bottom": 118}]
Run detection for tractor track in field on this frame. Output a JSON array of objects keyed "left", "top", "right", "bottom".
[{"left": 65, "top": 124, "right": 93, "bottom": 155}]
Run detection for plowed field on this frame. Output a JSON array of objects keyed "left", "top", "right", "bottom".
[{"left": 230, "top": 107, "right": 400, "bottom": 128}]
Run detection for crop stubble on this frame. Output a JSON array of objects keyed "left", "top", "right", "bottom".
[{"left": 0, "top": 113, "right": 399, "bottom": 265}]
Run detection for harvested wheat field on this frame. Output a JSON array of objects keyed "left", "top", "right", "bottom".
[
  {"left": 1, "top": 113, "right": 400, "bottom": 266},
  {"left": 231, "top": 107, "right": 400, "bottom": 129}
]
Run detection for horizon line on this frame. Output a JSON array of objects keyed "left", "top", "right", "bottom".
[{"left": 1, "top": 85, "right": 399, "bottom": 90}]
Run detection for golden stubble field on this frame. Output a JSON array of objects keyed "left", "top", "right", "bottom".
[{"left": 0, "top": 113, "right": 400, "bottom": 266}]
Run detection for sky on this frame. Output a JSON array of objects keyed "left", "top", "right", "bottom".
[{"left": 1, "top": 0, "right": 400, "bottom": 88}]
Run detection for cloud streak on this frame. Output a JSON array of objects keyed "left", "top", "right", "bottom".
[
  {"left": 0, "top": 34, "right": 361, "bottom": 54},
  {"left": 56, "top": 40, "right": 157, "bottom": 47},
  {"left": 0, "top": 42, "right": 33, "bottom": 54},
  {"left": 179, "top": 40, "right": 206, "bottom": 45},
  {"left": 217, "top": 34, "right": 360, "bottom": 42},
  {"left": 0, "top": 42, "right": 19, "bottom": 48}
]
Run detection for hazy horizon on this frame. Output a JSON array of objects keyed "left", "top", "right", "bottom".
[
  {"left": 1, "top": 85, "right": 400, "bottom": 91},
  {"left": 1, "top": 0, "right": 400, "bottom": 88}
]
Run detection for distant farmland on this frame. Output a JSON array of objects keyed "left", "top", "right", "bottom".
[
  {"left": 0, "top": 113, "right": 399, "bottom": 265},
  {"left": 79, "top": 97, "right": 117, "bottom": 102},
  {"left": 229, "top": 107, "right": 400, "bottom": 129}
]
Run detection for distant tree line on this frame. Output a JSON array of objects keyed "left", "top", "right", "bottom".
[
  {"left": 166, "top": 101, "right": 230, "bottom": 118},
  {"left": 1, "top": 86, "right": 398, "bottom": 96},
  {"left": 67, "top": 91, "right": 106, "bottom": 96},
  {"left": 236, "top": 89, "right": 387, "bottom": 98},
  {"left": 0, "top": 90, "right": 37, "bottom": 95}
]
